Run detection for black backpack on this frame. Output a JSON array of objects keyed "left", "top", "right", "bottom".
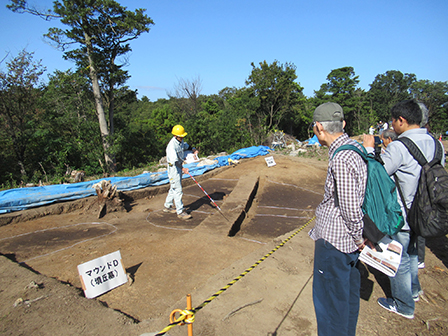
[{"left": 396, "top": 136, "right": 448, "bottom": 238}]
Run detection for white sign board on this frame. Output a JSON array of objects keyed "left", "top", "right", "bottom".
[
  {"left": 78, "top": 250, "right": 127, "bottom": 299},
  {"left": 265, "top": 156, "right": 276, "bottom": 167}
]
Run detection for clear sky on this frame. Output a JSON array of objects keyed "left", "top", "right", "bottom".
[{"left": 1, "top": 0, "right": 447, "bottom": 101}]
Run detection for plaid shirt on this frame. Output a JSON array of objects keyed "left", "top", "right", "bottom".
[{"left": 309, "top": 133, "right": 367, "bottom": 253}]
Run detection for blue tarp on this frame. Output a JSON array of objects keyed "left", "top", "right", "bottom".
[
  {"left": 306, "top": 134, "right": 321, "bottom": 146},
  {"left": 0, "top": 146, "right": 270, "bottom": 214}
]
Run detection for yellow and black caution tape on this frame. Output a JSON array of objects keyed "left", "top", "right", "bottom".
[
  {"left": 169, "top": 308, "right": 195, "bottom": 325},
  {"left": 154, "top": 216, "right": 315, "bottom": 336}
]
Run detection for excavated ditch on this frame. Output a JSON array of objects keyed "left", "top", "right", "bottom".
[{"left": 0, "top": 155, "right": 328, "bottom": 334}]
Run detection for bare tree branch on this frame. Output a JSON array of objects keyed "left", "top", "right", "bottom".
[{"left": 7, "top": 0, "right": 60, "bottom": 20}]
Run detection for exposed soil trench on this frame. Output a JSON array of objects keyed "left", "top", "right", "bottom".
[{"left": 1, "top": 155, "right": 448, "bottom": 336}]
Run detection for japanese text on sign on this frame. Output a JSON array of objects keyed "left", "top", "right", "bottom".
[
  {"left": 265, "top": 156, "right": 276, "bottom": 167},
  {"left": 77, "top": 250, "right": 127, "bottom": 299}
]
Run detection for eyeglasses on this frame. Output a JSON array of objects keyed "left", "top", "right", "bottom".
[
  {"left": 311, "top": 121, "right": 320, "bottom": 129},
  {"left": 308, "top": 122, "right": 318, "bottom": 137}
]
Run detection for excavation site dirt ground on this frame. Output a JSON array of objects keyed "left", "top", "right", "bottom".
[{"left": 1, "top": 153, "right": 448, "bottom": 336}]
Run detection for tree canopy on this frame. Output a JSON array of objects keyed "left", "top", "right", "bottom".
[
  {"left": 8, "top": 0, "right": 154, "bottom": 172},
  {"left": 246, "top": 60, "right": 304, "bottom": 132},
  {"left": 0, "top": 50, "right": 46, "bottom": 179},
  {"left": 2, "top": 2, "right": 447, "bottom": 188}
]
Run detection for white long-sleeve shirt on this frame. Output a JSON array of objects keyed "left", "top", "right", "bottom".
[
  {"left": 366, "top": 128, "right": 445, "bottom": 230},
  {"left": 166, "top": 137, "right": 191, "bottom": 167}
]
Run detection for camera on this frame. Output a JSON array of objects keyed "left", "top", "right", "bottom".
[{"left": 374, "top": 135, "right": 382, "bottom": 160}]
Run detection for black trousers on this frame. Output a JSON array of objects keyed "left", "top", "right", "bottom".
[{"left": 417, "top": 236, "right": 425, "bottom": 263}]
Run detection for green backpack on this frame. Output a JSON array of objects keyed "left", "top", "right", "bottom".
[{"left": 332, "top": 144, "right": 404, "bottom": 241}]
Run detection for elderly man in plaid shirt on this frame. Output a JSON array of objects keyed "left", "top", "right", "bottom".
[{"left": 309, "top": 102, "right": 368, "bottom": 336}]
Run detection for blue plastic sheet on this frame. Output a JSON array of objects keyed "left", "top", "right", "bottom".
[
  {"left": 0, "top": 146, "right": 270, "bottom": 213},
  {"left": 306, "top": 134, "right": 321, "bottom": 146}
]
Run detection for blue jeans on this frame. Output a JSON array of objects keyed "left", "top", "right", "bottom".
[
  {"left": 164, "top": 165, "right": 184, "bottom": 214},
  {"left": 389, "top": 231, "right": 421, "bottom": 315},
  {"left": 313, "top": 239, "right": 360, "bottom": 336}
]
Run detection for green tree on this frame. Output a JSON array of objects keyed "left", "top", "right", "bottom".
[
  {"left": 0, "top": 50, "right": 45, "bottom": 181},
  {"left": 314, "top": 67, "right": 361, "bottom": 135},
  {"left": 245, "top": 60, "right": 304, "bottom": 137},
  {"left": 40, "top": 69, "right": 103, "bottom": 176},
  {"left": 111, "top": 95, "right": 189, "bottom": 169},
  {"left": 220, "top": 86, "right": 261, "bottom": 145},
  {"left": 410, "top": 80, "right": 448, "bottom": 133},
  {"left": 351, "top": 88, "right": 371, "bottom": 135},
  {"left": 8, "top": 0, "right": 154, "bottom": 172},
  {"left": 368, "top": 70, "right": 416, "bottom": 123}
]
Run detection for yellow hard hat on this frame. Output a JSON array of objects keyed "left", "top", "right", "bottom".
[{"left": 172, "top": 125, "right": 187, "bottom": 137}]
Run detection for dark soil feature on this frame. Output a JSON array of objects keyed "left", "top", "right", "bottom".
[
  {"left": 236, "top": 180, "right": 322, "bottom": 242},
  {"left": 0, "top": 222, "right": 115, "bottom": 260}
]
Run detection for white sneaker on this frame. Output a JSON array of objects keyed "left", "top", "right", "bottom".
[
  {"left": 377, "top": 297, "right": 414, "bottom": 319},
  {"left": 177, "top": 212, "right": 192, "bottom": 220},
  {"left": 163, "top": 206, "right": 176, "bottom": 214},
  {"left": 413, "top": 290, "right": 424, "bottom": 302},
  {"left": 418, "top": 262, "right": 425, "bottom": 269}
]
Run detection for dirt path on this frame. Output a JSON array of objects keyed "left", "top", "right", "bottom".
[{"left": 1, "top": 154, "right": 448, "bottom": 335}]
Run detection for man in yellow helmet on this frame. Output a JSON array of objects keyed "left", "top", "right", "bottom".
[{"left": 163, "top": 125, "right": 199, "bottom": 219}]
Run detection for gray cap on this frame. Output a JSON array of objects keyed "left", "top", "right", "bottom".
[{"left": 313, "top": 102, "right": 344, "bottom": 122}]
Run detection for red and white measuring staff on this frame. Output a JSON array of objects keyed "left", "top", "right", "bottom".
[{"left": 187, "top": 172, "right": 229, "bottom": 221}]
